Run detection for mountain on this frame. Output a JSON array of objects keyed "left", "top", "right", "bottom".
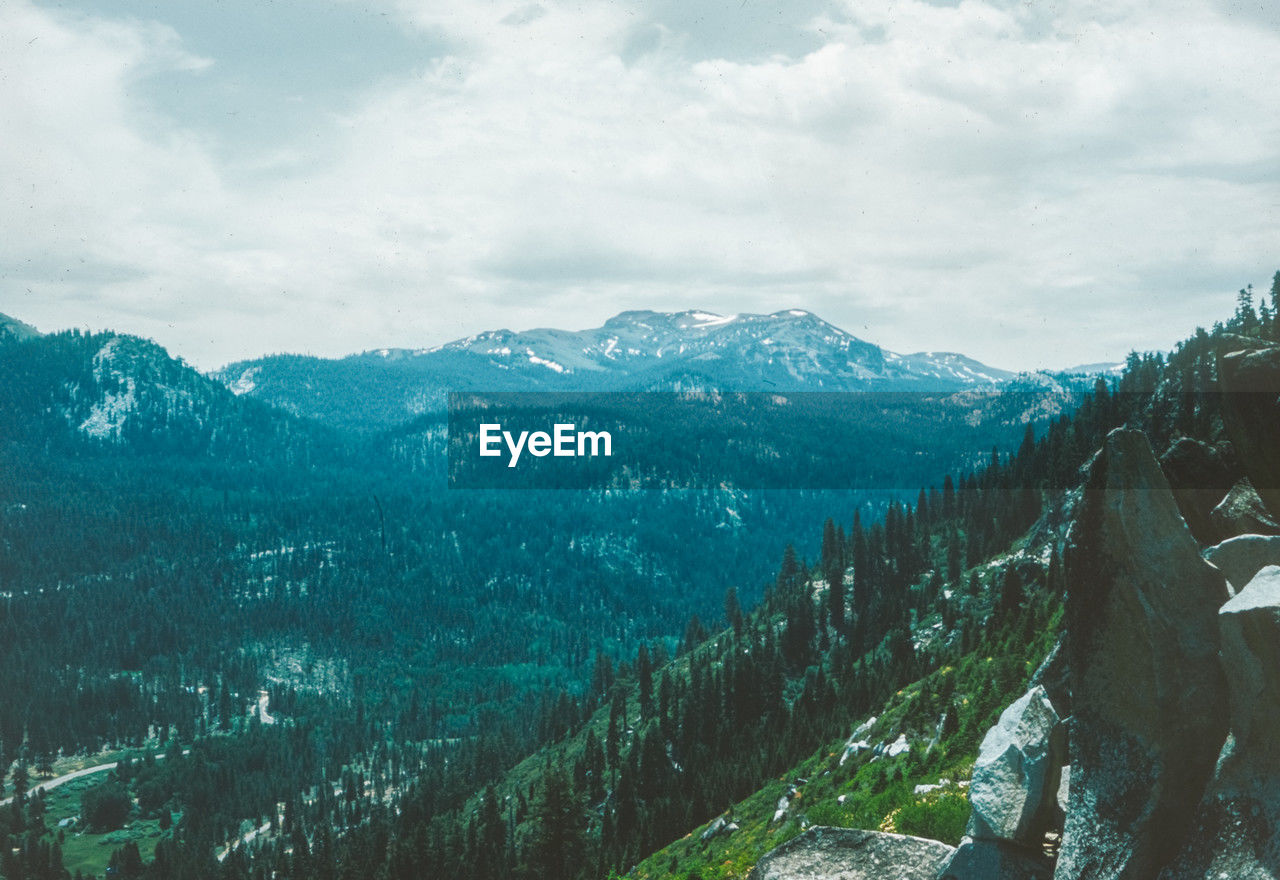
[
  {"left": 0, "top": 311, "right": 41, "bottom": 343},
  {"left": 214, "top": 309, "right": 1051, "bottom": 431},
  {"left": 0, "top": 328, "right": 349, "bottom": 471}
]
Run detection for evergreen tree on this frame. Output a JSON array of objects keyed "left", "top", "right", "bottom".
[
  {"left": 723, "top": 586, "right": 744, "bottom": 638},
  {"left": 637, "top": 645, "right": 654, "bottom": 721},
  {"left": 526, "top": 770, "right": 584, "bottom": 880}
]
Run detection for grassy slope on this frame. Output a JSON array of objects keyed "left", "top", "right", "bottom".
[{"left": 625, "top": 598, "right": 1060, "bottom": 880}]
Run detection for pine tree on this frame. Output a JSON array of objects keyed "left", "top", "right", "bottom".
[
  {"left": 723, "top": 586, "right": 744, "bottom": 638},
  {"left": 1271, "top": 271, "right": 1280, "bottom": 338},
  {"left": 474, "top": 786, "right": 507, "bottom": 880},
  {"left": 827, "top": 564, "right": 845, "bottom": 640},
  {"left": 527, "top": 770, "right": 584, "bottom": 880},
  {"left": 637, "top": 645, "right": 654, "bottom": 721}
]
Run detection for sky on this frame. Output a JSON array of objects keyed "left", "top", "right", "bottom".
[{"left": 2, "top": 0, "right": 1278, "bottom": 372}]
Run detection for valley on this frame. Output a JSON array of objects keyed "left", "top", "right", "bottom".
[{"left": 1, "top": 293, "right": 1277, "bottom": 879}]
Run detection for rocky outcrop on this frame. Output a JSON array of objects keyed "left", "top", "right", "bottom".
[
  {"left": 938, "top": 837, "right": 1053, "bottom": 880},
  {"left": 1217, "top": 342, "right": 1280, "bottom": 520},
  {"left": 1159, "top": 565, "right": 1280, "bottom": 879},
  {"left": 1203, "top": 533, "right": 1280, "bottom": 595},
  {"left": 746, "top": 827, "right": 953, "bottom": 880},
  {"left": 701, "top": 815, "right": 739, "bottom": 840},
  {"left": 1217, "top": 565, "right": 1280, "bottom": 756},
  {"left": 1029, "top": 639, "right": 1071, "bottom": 720},
  {"left": 1209, "top": 479, "right": 1280, "bottom": 538},
  {"left": 938, "top": 682, "right": 1064, "bottom": 879},
  {"left": 1055, "top": 428, "right": 1230, "bottom": 880},
  {"left": 1159, "top": 437, "right": 1234, "bottom": 544},
  {"left": 967, "top": 686, "right": 1065, "bottom": 845}
]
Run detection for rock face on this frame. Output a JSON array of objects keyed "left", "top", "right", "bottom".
[
  {"left": 1055, "top": 428, "right": 1230, "bottom": 880},
  {"left": 1209, "top": 479, "right": 1280, "bottom": 538},
  {"left": 1029, "top": 640, "right": 1071, "bottom": 728},
  {"left": 1159, "top": 437, "right": 1234, "bottom": 544},
  {"left": 938, "top": 837, "right": 1054, "bottom": 880},
  {"left": 746, "top": 827, "right": 953, "bottom": 880},
  {"left": 967, "top": 686, "right": 1065, "bottom": 844},
  {"left": 1217, "top": 343, "right": 1280, "bottom": 520},
  {"left": 1159, "top": 565, "right": 1280, "bottom": 879},
  {"left": 1218, "top": 566, "right": 1280, "bottom": 762},
  {"left": 1204, "top": 533, "right": 1280, "bottom": 595}
]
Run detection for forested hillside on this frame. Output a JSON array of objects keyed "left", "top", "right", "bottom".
[{"left": 1, "top": 278, "right": 1277, "bottom": 879}]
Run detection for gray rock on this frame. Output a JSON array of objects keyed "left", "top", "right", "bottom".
[
  {"left": 1159, "top": 436, "right": 1234, "bottom": 545},
  {"left": 1204, "top": 533, "right": 1280, "bottom": 595},
  {"left": 1209, "top": 479, "right": 1280, "bottom": 540},
  {"left": 1056, "top": 428, "right": 1230, "bottom": 880},
  {"left": 1217, "top": 342, "right": 1280, "bottom": 520},
  {"left": 746, "top": 827, "right": 953, "bottom": 880},
  {"left": 701, "top": 816, "right": 728, "bottom": 840},
  {"left": 1219, "top": 566, "right": 1280, "bottom": 754},
  {"left": 938, "top": 836, "right": 1054, "bottom": 880},
  {"left": 1159, "top": 566, "right": 1280, "bottom": 879},
  {"left": 967, "top": 686, "right": 1065, "bottom": 846},
  {"left": 1029, "top": 638, "right": 1071, "bottom": 719}
]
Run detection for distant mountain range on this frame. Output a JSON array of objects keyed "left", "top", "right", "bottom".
[{"left": 214, "top": 309, "right": 1117, "bottom": 431}]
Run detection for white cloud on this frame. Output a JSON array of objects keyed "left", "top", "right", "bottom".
[{"left": 2, "top": 0, "right": 1278, "bottom": 370}]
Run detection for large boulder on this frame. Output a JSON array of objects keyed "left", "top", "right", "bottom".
[
  {"left": 1203, "top": 533, "right": 1280, "bottom": 595},
  {"left": 967, "top": 686, "right": 1065, "bottom": 845},
  {"left": 1217, "top": 342, "right": 1280, "bottom": 520},
  {"left": 938, "top": 837, "right": 1054, "bottom": 880},
  {"left": 1159, "top": 437, "right": 1234, "bottom": 544},
  {"left": 1218, "top": 565, "right": 1280, "bottom": 755},
  {"left": 746, "top": 827, "right": 953, "bottom": 880},
  {"left": 1055, "top": 428, "right": 1230, "bottom": 880},
  {"left": 1209, "top": 479, "right": 1280, "bottom": 539},
  {"left": 1159, "top": 565, "right": 1280, "bottom": 879}
]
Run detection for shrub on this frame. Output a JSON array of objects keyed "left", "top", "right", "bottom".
[
  {"left": 893, "top": 789, "right": 970, "bottom": 846},
  {"left": 82, "top": 778, "right": 132, "bottom": 831}
]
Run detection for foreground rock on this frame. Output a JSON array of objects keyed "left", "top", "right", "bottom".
[
  {"left": 1159, "top": 565, "right": 1280, "bottom": 879},
  {"left": 939, "top": 837, "right": 1054, "bottom": 880},
  {"left": 1217, "top": 342, "right": 1280, "bottom": 520},
  {"left": 1056, "top": 428, "right": 1230, "bottom": 880},
  {"left": 1204, "top": 533, "right": 1280, "bottom": 594},
  {"left": 967, "top": 685, "right": 1064, "bottom": 845},
  {"left": 746, "top": 827, "right": 953, "bottom": 880}
]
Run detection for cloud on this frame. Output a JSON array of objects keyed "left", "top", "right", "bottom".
[{"left": 2, "top": 0, "right": 1278, "bottom": 371}]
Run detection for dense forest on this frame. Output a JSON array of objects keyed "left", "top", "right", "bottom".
[{"left": 1, "top": 277, "right": 1277, "bottom": 879}]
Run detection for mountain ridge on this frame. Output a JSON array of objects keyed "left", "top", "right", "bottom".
[{"left": 213, "top": 308, "right": 1104, "bottom": 432}]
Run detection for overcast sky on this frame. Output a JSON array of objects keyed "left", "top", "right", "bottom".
[{"left": 2, "top": 0, "right": 1278, "bottom": 371}]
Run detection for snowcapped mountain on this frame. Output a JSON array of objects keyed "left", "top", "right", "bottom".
[
  {"left": 377, "top": 309, "right": 1014, "bottom": 387},
  {"left": 214, "top": 309, "right": 1083, "bottom": 431}
]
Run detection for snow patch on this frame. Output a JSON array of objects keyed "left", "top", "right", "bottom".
[
  {"left": 231, "top": 367, "right": 259, "bottom": 395},
  {"left": 81, "top": 342, "right": 137, "bottom": 439},
  {"left": 526, "top": 351, "right": 566, "bottom": 373},
  {"left": 689, "top": 311, "right": 737, "bottom": 327}
]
